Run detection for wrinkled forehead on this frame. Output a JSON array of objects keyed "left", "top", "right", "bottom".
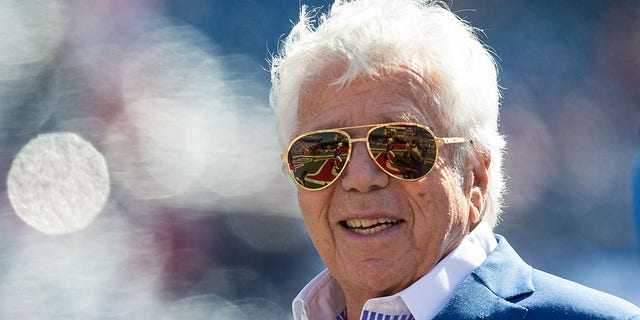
[{"left": 296, "top": 62, "right": 447, "bottom": 133}]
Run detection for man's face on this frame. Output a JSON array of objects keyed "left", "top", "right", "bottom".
[{"left": 294, "top": 69, "right": 481, "bottom": 300}]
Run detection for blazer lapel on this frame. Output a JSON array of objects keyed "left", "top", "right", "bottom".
[{"left": 432, "top": 235, "right": 534, "bottom": 320}]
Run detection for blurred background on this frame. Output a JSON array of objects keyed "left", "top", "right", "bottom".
[{"left": 0, "top": 0, "right": 638, "bottom": 318}]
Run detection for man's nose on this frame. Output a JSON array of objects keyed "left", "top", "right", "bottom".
[{"left": 340, "top": 142, "right": 389, "bottom": 192}]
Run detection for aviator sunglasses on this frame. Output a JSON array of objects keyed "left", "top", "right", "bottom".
[{"left": 281, "top": 122, "right": 468, "bottom": 191}]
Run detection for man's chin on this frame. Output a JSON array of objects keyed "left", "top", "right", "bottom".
[{"left": 337, "top": 260, "right": 414, "bottom": 298}]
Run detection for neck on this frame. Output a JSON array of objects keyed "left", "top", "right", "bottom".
[
  {"left": 344, "top": 288, "right": 390, "bottom": 320},
  {"left": 344, "top": 291, "right": 371, "bottom": 320},
  {"left": 346, "top": 306, "right": 361, "bottom": 320}
]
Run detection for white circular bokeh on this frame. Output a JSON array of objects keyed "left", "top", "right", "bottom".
[{"left": 7, "top": 132, "right": 110, "bottom": 235}]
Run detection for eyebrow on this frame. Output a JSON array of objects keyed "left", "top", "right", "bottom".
[
  {"left": 378, "top": 111, "right": 422, "bottom": 124},
  {"left": 303, "top": 111, "right": 422, "bottom": 133},
  {"left": 398, "top": 112, "right": 420, "bottom": 123}
]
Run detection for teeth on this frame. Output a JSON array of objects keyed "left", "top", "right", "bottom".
[
  {"left": 343, "top": 218, "right": 400, "bottom": 235},
  {"left": 345, "top": 218, "right": 395, "bottom": 228}
]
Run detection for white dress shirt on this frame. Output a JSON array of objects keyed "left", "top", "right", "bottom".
[{"left": 292, "top": 221, "right": 498, "bottom": 320}]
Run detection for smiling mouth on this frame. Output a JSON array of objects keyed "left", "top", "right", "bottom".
[{"left": 340, "top": 218, "right": 403, "bottom": 235}]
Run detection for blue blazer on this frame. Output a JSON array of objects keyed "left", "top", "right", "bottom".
[{"left": 432, "top": 235, "right": 640, "bottom": 319}]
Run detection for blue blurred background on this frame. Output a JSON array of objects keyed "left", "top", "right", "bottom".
[{"left": 0, "top": 0, "right": 638, "bottom": 318}]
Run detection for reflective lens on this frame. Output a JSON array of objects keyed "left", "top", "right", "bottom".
[
  {"left": 368, "top": 123, "right": 437, "bottom": 180},
  {"left": 286, "top": 131, "right": 350, "bottom": 190},
  {"left": 283, "top": 122, "right": 463, "bottom": 191}
]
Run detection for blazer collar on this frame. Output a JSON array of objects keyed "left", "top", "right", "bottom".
[{"left": 432, "top": 235, "right": 534, "bottom": 319}]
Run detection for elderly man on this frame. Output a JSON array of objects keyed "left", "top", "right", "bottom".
[{"left": 270, "top": 0, "right": 640, "bottom": 319}]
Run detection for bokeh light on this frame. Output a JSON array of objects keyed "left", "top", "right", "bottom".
[
  {"left": 7, "top": 132, "right": 110, "bottom": 235},
  {"left": 0, "top": 0, "right": 67, "bottom": 80}
]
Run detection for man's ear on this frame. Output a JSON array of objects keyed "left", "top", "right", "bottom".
[{"left": 468, "top": 153, "right": 490, "bottom": 224}]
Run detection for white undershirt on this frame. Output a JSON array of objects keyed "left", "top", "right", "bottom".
[{"left": 292, "top": 221, "right": 498, "bottom": 320}]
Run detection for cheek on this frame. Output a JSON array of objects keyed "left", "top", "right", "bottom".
[
  {"left": 406, "top": 183, "right": 448, "bottom": 237},
  {"left": 298, "top": 188, "right": 327, "bottom": 211},
  {"left": 408, "top": 168, "right": 465, "bottom": 238},
  {"left": 297, "top": 189, "right": 339, "bottom": 265},
  {"left": 411, "top": 172, "right": 453, "bottom": 217},
  {"left": 297, "top": 190, "right": 332, "bottom": 238},
  {"left": 298, "top": 191, "right": 317, "bottom": 225}
]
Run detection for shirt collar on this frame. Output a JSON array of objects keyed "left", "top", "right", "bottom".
[
  {"left": 292, "top": 221, "right": 497, "bottom": 320},
  {"left": 292, "top": 269, "right": 345, "bottom": 320},
  {"left": 395, "top": 220, "right": 497, "bottom": 319}
]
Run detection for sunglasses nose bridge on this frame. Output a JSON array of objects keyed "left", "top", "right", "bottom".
[
  {"left": 348, "top": 137, "right": 371, "bottom": 160},
  {"left": 346, "top": 135, "right": 390, "bottom": 178},
  {"left": 350, "top": 137, "right": 368, "bottom": 144}
]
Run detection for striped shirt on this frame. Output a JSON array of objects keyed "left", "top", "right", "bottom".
[
  {"left": 293, "top": 221, "right": 497, "bottom": 320},
  {"left": 335, "top": 309, "right": 416, "bottom": 320}
]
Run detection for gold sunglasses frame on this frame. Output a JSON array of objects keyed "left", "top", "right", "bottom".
[{"left": 281, "top": 122, "right": 467, "bottom": 191}]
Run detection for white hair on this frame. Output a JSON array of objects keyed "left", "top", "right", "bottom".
[{"left": 269, "top": 0, "right": 506, "bottom": 227}]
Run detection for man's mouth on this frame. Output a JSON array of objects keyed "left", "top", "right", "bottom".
[{"left": 340, "top": 218, "right": 403, "bottom": 235}]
